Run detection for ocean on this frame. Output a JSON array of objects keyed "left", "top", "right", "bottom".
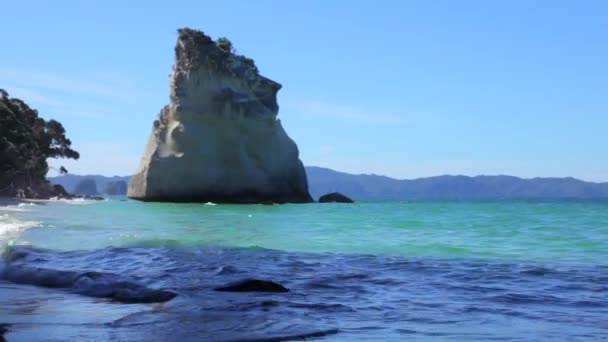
[{"left": 1, "top": 199, "right": 607, "bottom": 341}]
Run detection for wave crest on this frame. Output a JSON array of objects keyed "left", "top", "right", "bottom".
[{"left": 1, "top": 246, "right": 177, "bottom": 303}]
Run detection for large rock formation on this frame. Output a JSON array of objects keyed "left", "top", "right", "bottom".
[
  {"left": 104, "top": 180, "right": 127, "bottom": 195},
  {"left": 128, "top": 28, "right": 312, "bottom": 203},
  {"left": 74, "top": 179, "right": 98, "bottom": 196}
]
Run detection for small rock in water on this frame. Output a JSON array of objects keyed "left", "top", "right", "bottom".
[
  {"left": 83, "top": 195, "right": 105, "bottom": 200},
  {"left": 318, "top": 192, "right": 354, "bottom": 203},
  {"left": 215, "top": 278, "right": 289, "bottom": 293}
]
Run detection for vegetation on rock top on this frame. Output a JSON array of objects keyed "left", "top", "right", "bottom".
[{"left": 175, "top": 27, "right": 259, "bottom": 75}]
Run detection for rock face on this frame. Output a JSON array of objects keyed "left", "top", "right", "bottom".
[
  {"left": 51, "top": 184, "right": 72, "bottom": 199},
  {"left": 74, "top": 179, "right": 98, "bottom": 196},
  {"left": 104, "top": 181, "right": 127, "bottom": 195},
  {"left": 318, "top": 192, "right": 354, "bottom": 203},
  {"left": 128, "top": 28, "right": 312, "bottom": 204}
]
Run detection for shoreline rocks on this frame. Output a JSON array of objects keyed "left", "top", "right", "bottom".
[
  {"left": 128, "top": 28, "right": 312, "bottom": 204},
  {"left": 0, "top": 184, "right": 105, "bottom": 203}
]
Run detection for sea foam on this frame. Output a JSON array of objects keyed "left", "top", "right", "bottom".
[{"left": 0, "top": 214, "right": 39, "bottom": 239}]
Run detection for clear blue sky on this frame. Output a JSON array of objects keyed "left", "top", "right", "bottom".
[{"left": 1, "top": 1, "right": 607, "bottom": 181}]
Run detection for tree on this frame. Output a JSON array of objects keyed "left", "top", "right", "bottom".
[
  {"left": 0, "top": 89, "right": 79, "bottom": 196},
  {"left": 43, "top": 119, "right": 80, "bottom": 160}
]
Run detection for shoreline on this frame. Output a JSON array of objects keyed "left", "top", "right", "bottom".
[
  {"left": 0, "top": 195, "right": 105, "bottom": 206},
  {"left": 0, "top": 196, "right": 27, "bottom": 207}
]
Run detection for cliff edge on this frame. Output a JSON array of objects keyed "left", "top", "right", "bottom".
[{"left": 128, "top": 28, "right": 312, "bottom": 203}]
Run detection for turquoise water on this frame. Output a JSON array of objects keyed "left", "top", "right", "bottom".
[
  {"left": 1, "top": 199, "right": 607, "bottom": 341},
  {"left": 5, "top": 199, "right": 608, "bottom": 263}
]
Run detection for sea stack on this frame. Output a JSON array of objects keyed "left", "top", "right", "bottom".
[{"left": 128, "top": 28, "right": 312, "bottom": 203}]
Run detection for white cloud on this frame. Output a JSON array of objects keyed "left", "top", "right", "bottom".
[{"left": 289, "top": 100, "right": 410, "bottom": 125}]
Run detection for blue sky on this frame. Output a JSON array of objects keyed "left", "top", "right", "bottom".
[{"left": 1, "top": 1, "right": 607, "bottom": 181}]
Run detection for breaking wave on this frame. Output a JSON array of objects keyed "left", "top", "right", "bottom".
[{"left": 1, "top": 246, "right": 176, "bottom": 303}]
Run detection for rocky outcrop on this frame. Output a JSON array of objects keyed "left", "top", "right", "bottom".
[
  {"left": 128, "top": 28, "right": 312, "bottom": 204},
  {"left": 50, "top": 184, "right": 72, "bottom": 199},
  {"left": 74, "top": 179, "right": 98, "bottom": 196},
  {"left": 82, "top": 195, "right": 105, "bottom": 201},
  {"left": 2, "top": 181, "right": 102, "bottom": 201},
  {"left": 318, "top": 192, "right": 354, "bottom": 203},
  {"left": 104, "top": 181, "right": 127, "bottom": 195},
  {"left": 3, "top": 179, "right": 69, "bottom": 200}
]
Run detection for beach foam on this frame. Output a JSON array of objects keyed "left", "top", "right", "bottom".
[
  {"left": 47, "top": 197, "right": 99, "bottom": 205},
  {"left": 0, "top": 214, "right": 39, "bottom": 239}
]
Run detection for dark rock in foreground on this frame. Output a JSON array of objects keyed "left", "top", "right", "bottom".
[
  {"left": 318, "top": 192, "right": 354, "bottom": 203},
  {"left": 215, "top": 279, "right": 289, "bottom": 293}
]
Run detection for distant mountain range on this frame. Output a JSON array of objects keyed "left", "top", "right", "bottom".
[
  {"left": 305, "top": 167, "right": 608, "bottom": 200},
  {"left": 49, "top": 166, "right": 608, "bottom": 200},
  {"left": 49, "top": 174, "right": 130, "bottom": 196}
]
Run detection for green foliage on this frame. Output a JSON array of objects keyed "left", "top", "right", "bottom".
[
  {"left": 177, "top": 28, "right": 211, "bottom": 43},
  {"left": 216, "top": 37, "right": 234, "bottom": 53},
  {"left": 0, "top": 89, "right": 79, "bottom": 194}
]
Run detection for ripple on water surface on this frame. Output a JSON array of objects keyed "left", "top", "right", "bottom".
[
  {"left": 1, "top": 244, "right": 607, "bottom": 341},
  {"left": 1, "top": 199, "right": 607, "bottom": 340}
]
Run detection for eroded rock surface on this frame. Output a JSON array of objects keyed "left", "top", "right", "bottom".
[{"left": 129, "top": 28, "right": 312, "bottom": 203}]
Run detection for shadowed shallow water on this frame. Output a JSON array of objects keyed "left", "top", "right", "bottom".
[{"left": 1, "top": 199, "right": 607, "bottom": 341}]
